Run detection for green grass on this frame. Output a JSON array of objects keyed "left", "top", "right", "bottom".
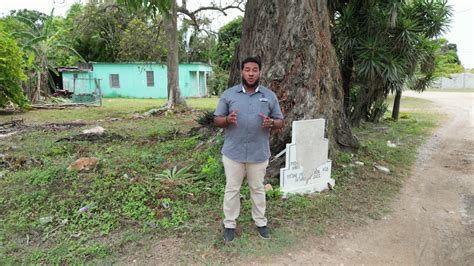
[
  {"left": 0, "top": 95, "right": 441, "bottom": 264},
  {"left": 0, "top": 97, "right": 218, "bottom": 124}
]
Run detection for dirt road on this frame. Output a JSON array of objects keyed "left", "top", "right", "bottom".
[{"left": 260, "top": 92, "right": 474, "bottom": 265}]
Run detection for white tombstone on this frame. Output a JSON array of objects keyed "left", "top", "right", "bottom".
[{"left": 280, "top": 119, "right": 333, "bottom": 195}]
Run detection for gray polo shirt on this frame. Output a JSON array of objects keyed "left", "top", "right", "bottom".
[{"left": 214, "top": 84, "right": 284, "bottom": 163}]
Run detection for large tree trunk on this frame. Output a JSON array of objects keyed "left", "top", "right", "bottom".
[
  {"left": 392, "top": 89, "right": 402, "bottom": 121},
  {"left": 229, "top": 0, "right": 358, "bottom": 157},
  {"left": 166, "top": 0, "right": 185, "bottom": 108},
  {"left": 341, "top": 55, "right": 353, "bottom": 116},
  {"left": 32, "top": 70, "right": 42, "bottom": 103}
]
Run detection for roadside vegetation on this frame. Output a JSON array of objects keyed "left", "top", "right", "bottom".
[{"left": 0, "top": 95, "right": 440, "bottom": 264}]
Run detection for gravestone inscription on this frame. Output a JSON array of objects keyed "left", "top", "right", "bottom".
[{"left": 280, "top": 119, "right": 333, "bottom": 194}]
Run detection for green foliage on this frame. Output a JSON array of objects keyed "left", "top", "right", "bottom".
[
  {"left": 156, "top": 165, "right": 195, "bottom": 180},
  {"left": 200, "top": 155, "right": 223, "bottom": 180},
  {"left": 121, "top": 185, "right": 155, "bottom": 220},
  {"left": 0, "top": 29, "right": 29, "bottom": 109},
  {"left": 195, "top": 110, "right": 215, "bottom": 127},
  {"left": 337, "top": 152, "right": 353, "bottom": 164},
  {"left": 367, "top": 99, "right": 388, "bottom": 123},
  {"left": 433, "top": 38, "right": 464, "bottom": 76},
  {"left": 156, "top": 198, "right": 189, "bottom": 228},
  {"left": 265, "top": 187, "right": 283, "bottom": 199},
  {"left": 179, "top": 21, "right": 216, "bottom": 64},
  {"left": 71, "top": 3, "right": 131, "bottom": 62},
  {"left": 118, "top": 0, "right": 172, "bottom": 19},
  {"left": 333, "top": 0, "right": 452, "bottom": 124},
  {"left": 9, "top": 9, "right": 85, "bottom": 100},
  {"left": 208, "top": 65, "right": 229, "bottom": 95},
  {"left": 209, "top": 16, "right": 243, "bottom": 95},
  {"left": 118, "top": 17, "right": 168, "bottom": 62},
  {"left": 211, "top": 16, "right": 243, "bottom": 71}
]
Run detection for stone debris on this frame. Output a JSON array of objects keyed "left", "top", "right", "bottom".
[
  {"left": 0, "top": 131, "right": 18, "bottom": 139},
  {"left": 78, "top": 202, "right": 96, "bottom": 213},
  {"left": 82, "top": 126, "right": 105, "bottom": 135},
  {"left": 67, "top": 157, "right": 99, "bottom": 172},
  {"left": 39, "top": 216, "right": 53, "bottom": 225},
  {"left": 387, "top": 140, "right": 397, "bottom": 148},
  {"left": 132, "top": 113, "right": 144, "bottom": 119},
  {"left": 374, "top": 165, "right": 390, "bottom": 174}
]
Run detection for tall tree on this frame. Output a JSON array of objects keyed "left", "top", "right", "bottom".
[
  {"left": 331, "top": 0, "right": 451, "bottom": 123},
  {"left": 119, "top": 0, "right": 244, "bottom": 108},
  {"left": 229, "top": 0, "right": 358, "bottom": 154}
]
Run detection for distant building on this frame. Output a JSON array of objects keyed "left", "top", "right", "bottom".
[{"left": 58, "top": 62, "right": 212, "bottom": 100}]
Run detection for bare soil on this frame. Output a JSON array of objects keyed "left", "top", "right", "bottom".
[{"left": 252, "top": 92, "right": 474, "bottom": 265}]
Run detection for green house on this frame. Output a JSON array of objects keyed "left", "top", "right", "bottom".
[{"left": 59, "top": 62, "right": 212, "bottom": 99}]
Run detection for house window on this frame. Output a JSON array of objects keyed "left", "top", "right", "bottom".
[
  {"left": 146, "top": 71, "right": 154, "bottom": 87},
  {"left": 110, "top": 74, "right": 120, "bottom": 88}
]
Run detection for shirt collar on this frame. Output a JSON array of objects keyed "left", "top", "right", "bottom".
[{"left": 240, "top": 84, "right": 260, "bottom": 94}]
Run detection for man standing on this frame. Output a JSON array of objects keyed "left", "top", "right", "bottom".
[{"left": 214, "top": 56, "right": 284, "bottom": 242}]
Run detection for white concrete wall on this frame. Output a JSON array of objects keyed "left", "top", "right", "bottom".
[{"left": 432, "top": 73, "right": 474, "bottom": 89}]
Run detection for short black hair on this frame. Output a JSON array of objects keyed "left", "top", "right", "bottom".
[{"left": 241, "top": 56, "right": 261, "bottom": 70}]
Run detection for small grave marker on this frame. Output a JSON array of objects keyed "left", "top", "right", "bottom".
[{"left": 280, "top": 119, "right": 334, "bottom": 194}]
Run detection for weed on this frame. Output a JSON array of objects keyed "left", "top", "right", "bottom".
[
  {"left": 337, "top": 151, "right": 353, "bottom": 164},
  {"left": 313, "top": 224, "right": 326, "bottom": 236},
  {"left": 199, "top": 154, "right": 224, "bottom": 182},
  {"left": 156, "top": 165, "right": 195, "bottom": 180},
  {"left": 265, "top": 187, "right": 283, "bottom": 199}
]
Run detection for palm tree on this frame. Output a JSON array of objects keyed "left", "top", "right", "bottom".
[
  {"left": 390, "top": 0, "right": 451, "bottom": 120},
  {"left": 332, "top": 0, "right": 451, "bottom": 124}
]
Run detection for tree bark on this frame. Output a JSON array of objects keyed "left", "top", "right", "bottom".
[
  {"left": 167, "top": 0, "right": 185, "bottom": 108},
  {"left": 229, "top": 0, "right": 358, "bottom": 155},
  {"left": 392, "top": 89, "right": 402, "bottom": 121},
  {"left": 32, "top": 70, "right": 42, "bottom": 103},
  {"left": 341, "top": 55, "right": 353, "bottom": 116}
]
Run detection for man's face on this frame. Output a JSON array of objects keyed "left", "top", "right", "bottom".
[{"left": 241, "top": 62, "right": 260, "bottom": 88}]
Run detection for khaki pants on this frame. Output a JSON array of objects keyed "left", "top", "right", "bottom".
[{"left": 222, "top": 155, "right": 269, "bottom": 228}]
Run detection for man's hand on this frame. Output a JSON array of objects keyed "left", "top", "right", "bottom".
[
  {"left": 226, "top": 110, "right": 239, "bottom": 127},
  {"left": 259, "top": 113, "right": 273, "bottom": 128}
]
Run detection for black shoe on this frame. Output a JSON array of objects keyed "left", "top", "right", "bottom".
[
  {"left": 223, "top": 228, "right": 235, "bottom": 242},
  {"left": 256, "top": 226, "right": 271, "bottom": 239}
]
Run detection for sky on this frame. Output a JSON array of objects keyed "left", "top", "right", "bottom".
[{"left": 0, "top": 0, "right": 473, "bottom": 68}]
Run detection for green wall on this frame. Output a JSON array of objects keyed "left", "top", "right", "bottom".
[
  {"left": 61, "top": 63, "right": 212, "bottom": 99},
  {"left": 62, "top": 71, "right": 94, "bottom": 94}
]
